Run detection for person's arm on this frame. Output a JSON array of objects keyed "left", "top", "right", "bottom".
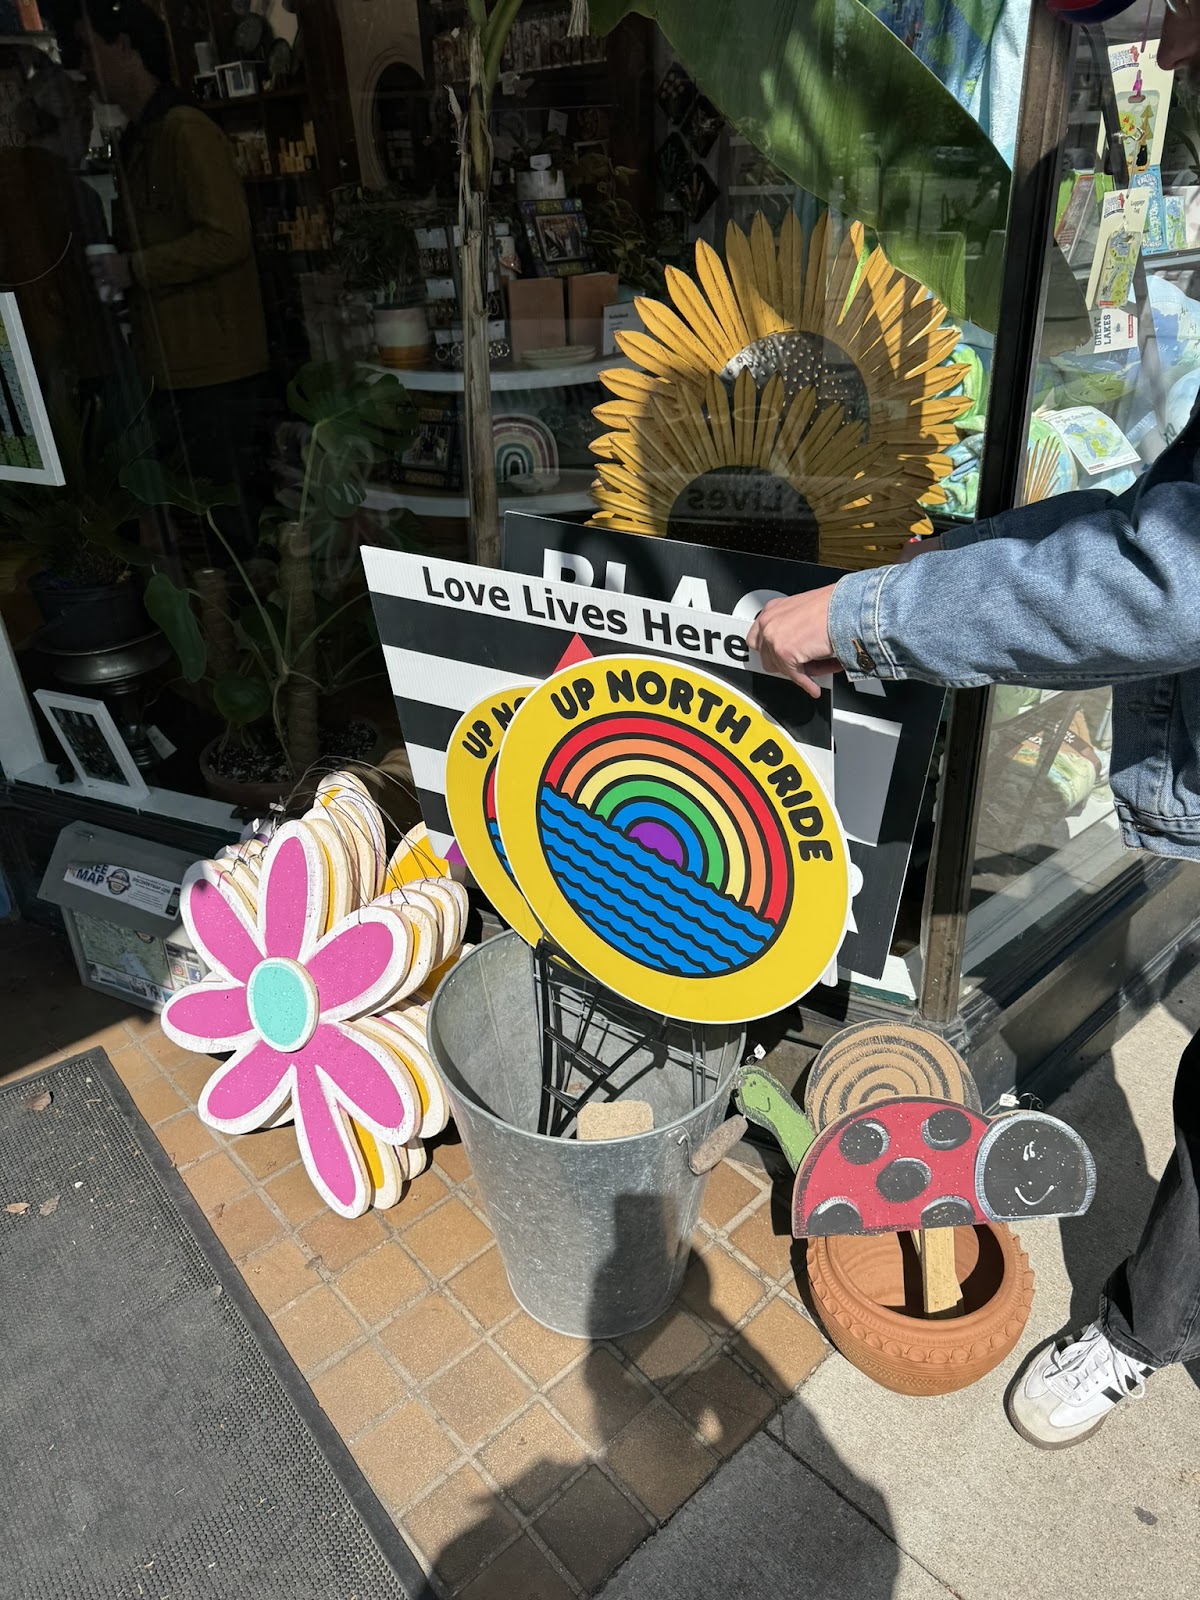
[
  {"left": 748, "top": 473, "right": 1200, "bottom": 694},
  {"left": 938, "top": 485, "right": 1121, "bottom": 551},
  {"left": 130, "top": 112, "right": 253, "bottom": 291},
  {"left": 826, "top": 473, "right": 1200, "bottom": 688}
]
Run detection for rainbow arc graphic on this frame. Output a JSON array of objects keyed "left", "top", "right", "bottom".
[{"left": 536, "top": 712, "right": 792, "bottom": 979}]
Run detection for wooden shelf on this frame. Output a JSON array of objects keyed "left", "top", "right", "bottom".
[
  {"left": 206, "top": 87, "right": 311, "bottom": 113},
  {"left": 240, "top": 170, "right": 320, "bottom": 184}
]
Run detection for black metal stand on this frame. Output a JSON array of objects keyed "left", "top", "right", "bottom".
[{"left": 530, "top": 939, "right": 714, "bottom": 1138}]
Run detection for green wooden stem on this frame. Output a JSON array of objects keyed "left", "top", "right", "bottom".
[{"left": 735, "top": 1068, "right": 816, "bottom": 1173}]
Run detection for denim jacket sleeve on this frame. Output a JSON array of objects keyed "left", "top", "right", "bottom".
[{"left": 826, "top": 477, "right": 1200, "bottom": 689}]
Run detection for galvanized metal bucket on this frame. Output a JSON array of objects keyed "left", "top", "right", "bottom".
[{"left": 427, "top": 933, "right": 746, "bottom": 1338}]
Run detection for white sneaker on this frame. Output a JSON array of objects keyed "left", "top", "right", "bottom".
[{"left": 1005, "top": 1323, "right": 1154, "bottom": 1451}]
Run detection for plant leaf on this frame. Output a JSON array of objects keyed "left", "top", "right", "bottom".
[
  {"left": 237, "top": 601, "right": 286, "bottom": 653},
  {"left": 214, "top": 673, "right": 273, "bottom": 728},
  {"left": 591, "top": 0, "right": 1087, "bottom": 338},
  {"left": 122, "top": 459, "right": 240, "bottom": 514},
  {"left": 144, "top": 572, "right": 207, "bottom": 682}
]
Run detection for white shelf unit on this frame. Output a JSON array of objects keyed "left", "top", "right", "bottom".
[
  {"left": 364, "top": 468, "right": 597, "bottom": 519},
  {"left": 360, "top": 357, "right": 631, "bottom": 393}
]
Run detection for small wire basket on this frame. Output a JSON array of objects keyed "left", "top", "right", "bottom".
[{"left": 531, "top": 939, "right": 716, "bottom": 1138}]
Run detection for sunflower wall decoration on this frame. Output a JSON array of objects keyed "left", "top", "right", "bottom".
[{"left": 590, "top": 211, "right": 973, "bottom": 570}]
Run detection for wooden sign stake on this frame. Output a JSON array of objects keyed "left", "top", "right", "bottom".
[{"left": 917, "top": 1227, "right": 962, "bottom": 1318}]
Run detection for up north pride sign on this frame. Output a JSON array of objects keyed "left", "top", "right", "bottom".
[{"left": 496, "top": 657, "right": 853, "bottom": 1025}]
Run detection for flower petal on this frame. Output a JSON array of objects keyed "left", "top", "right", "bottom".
[
  {"left": 307, "top": 909, "right": 412, "bottom": 1019},
  {"left": 199, "top": 1038, "right": 292, "bottom": 1133},
  {"left": 162, "top": 980, "right": 253, "bottom": 1053},
  {"left": 309, "top": 1021, "right": 418, "bottom": 1144},
  {"left": 293, "top": 1065, "right": 369, "bottom": 1217},
  {"left": 181, "top": 864, "right": 262, "bottom": 982},
  {"left": 258, "top": 823, "right": 327, "bottom": 961}
]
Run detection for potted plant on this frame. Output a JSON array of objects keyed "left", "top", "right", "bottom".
[
  {"left": 0, "top": 391, "right": 157, "bottom": 650},
  {"left": 127, "top": 362, "right": 422, "bottom": 810},
  {"left": 332, "top": 186, "right": 431, "bottom": 370}
]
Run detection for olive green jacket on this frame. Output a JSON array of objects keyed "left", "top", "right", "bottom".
[{"left": 117, "top": 99, "right": 268, "bottom": 390}]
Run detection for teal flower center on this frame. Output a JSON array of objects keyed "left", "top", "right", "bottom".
[{"left": 247, "top": 958, "right": 318, "bottom": 1052}]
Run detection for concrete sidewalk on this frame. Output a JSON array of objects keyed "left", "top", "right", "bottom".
[{"left": 599, "top": 984, "right": 1200, "bottom": 1600}]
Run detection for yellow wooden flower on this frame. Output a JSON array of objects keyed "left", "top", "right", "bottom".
[
  {"left": 591, "top": 369, "right": 917, "bottom": 570},
  {"left": 591, "top": 211, "right": 971, "bottom": 565}
]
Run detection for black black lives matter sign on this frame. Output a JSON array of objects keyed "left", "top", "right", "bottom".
[{"left": 502, "top": 514, "right": 945, "bottom": 981}]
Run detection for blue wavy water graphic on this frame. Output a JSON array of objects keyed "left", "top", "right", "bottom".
[
  {"left": 486, "top": 818, "right": 517, "bottom": 883},
  {"left": 538, "top": 789, "right": 776, "bottom": 977}
]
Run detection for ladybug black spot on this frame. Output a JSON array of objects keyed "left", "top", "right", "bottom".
[
  {"left": 922, "top": 1108, "right": 973, "bottom": 1151},
  {"left": 920, "top": 1196, "right": 976, "bottom": 1229},
  {"left": 876, "top": 1158, "right": 931, "bottom": 1204},
  {"left": 808, "top": 1198, "right": 864, "bottom": 1235},
  {"left": 838, "top": 1119, "right": 888, "bottom": 1165}
]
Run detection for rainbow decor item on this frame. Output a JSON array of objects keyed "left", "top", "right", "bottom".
[
  {"left": 445, "top": 683, "right": 542, "bottom": 945},
  {"left": 496, "top": 657, "right": 851, "bottom": 1024},
  {"left": 493, "top": 412, "right": 558, "bottom": 483}
]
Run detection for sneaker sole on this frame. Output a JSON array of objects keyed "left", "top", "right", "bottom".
[{"left": 1003, "top": 1390, "right": 1109, "bottom": 1452}]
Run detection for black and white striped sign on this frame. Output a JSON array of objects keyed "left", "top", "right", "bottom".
[
  {"left": 501, "top": 517, "right": 945, "bottom": 980},
  {"left": 361, "top": 540, "right": 832, "bottom": 845}
]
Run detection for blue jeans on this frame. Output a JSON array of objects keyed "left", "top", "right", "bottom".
[{"left": 1100, "top": 1028, "right": 1200, "bottom": 1367}]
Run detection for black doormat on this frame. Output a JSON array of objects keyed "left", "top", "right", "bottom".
[{"left": 0, "top": 1049, "right": 432, "bottom": 1600}]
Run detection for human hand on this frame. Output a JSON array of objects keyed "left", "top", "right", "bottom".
[
  {"left": 898, "top": 533, "right": 943, "bottom": 563},
  {"left": 87, "top": 249, "right": 131, "bottom": 301},
  {"left": 746, "top": 584, "right": 841, "bottom": 699}
]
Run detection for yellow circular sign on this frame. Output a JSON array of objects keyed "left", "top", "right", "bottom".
[
  {"left": 495, "top": 656, "right": 851, "bottom": 1024},
  {"left": 445, "top": 686, "right": 542, "bottom": 945}
]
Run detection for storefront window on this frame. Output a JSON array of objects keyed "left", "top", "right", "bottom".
[
  {"left": 962, "top": 14, "right": 1182, "bottom": 994},
  {"left": 1, "top": 0, "right": 1049, "bottom": 994}
]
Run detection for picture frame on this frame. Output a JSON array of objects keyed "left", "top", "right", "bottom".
[
  {"left": 390, "top": 397, "right": 462, "bottom": 490},
  {"left": 657, "top": 61, "right": 696, "bottom": 126},
  {"left": 520, "top": 199, "right": 592, "bottom": 278},
  {"left": 0, "top": 293, "right": 64, "bottom": 485},
  {"left": 680, "top": 162, "right": 720, "bottom": 224},
  {"left": 681, "top": 92, "right": 723, "bottom": 158},
  {"left": 34, "top": 690, "right": 149, "bottom": 801}
]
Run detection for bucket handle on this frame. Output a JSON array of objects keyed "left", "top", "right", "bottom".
[{"left": 684, "top": 1114, "right": 748, "bottom": 1175}]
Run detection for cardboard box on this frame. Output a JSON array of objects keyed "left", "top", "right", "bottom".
[
  {"left": 568, "top": 272, "right": 618, "bottom": 351},
  {"left": 508, "top": 277, "right": 566, "bottom": 364}
]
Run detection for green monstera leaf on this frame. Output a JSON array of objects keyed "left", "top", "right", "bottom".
[
  {"left": 144, "top": 572, "right": 206, "bottom": 683},
  {"left": 286, "top": 362, "right": 419, "bottom": 456},
  {"left": 591, "top": 0, "right": 1086, "bottom": 339},
  {"left": 214, "top": 672, "right": 272, "bottom": 728}
]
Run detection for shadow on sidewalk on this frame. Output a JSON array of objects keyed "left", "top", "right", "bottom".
[{"left": 434, "top": 1189, "right": 903, "bottom": 1598}]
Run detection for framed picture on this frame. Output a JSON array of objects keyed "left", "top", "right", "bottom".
[
  {"left": 0, "top": 293, "right": 64, "bottom": 485},
  {"left": 655, "top": 132, "right": 692, "bottom": 197},
  {"left": 682, "top": 92, "right": 723, "bottom": 158},
  {"left": 521, "top": 199, "right": 591, "bottom": 277},
  {"left": 657, "top": 61, "right": 696, "bottom": 126},
  {"left": 34, "top": 691, "right": 149, "bottom": 801},
  {"left": 390, "top": 397, "right": 462, "bottom": 490},
  {"left": 680, "top": 162, "right": 719, "bottom": 224}
]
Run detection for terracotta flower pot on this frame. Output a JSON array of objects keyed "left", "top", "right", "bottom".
[{"left": 806, "top": 1224, "right": 1034, "bottom": 1396}]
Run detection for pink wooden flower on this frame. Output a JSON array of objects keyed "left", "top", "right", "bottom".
[{"left": 162, "top": 822, "right": 420, "bottom": 1217}]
